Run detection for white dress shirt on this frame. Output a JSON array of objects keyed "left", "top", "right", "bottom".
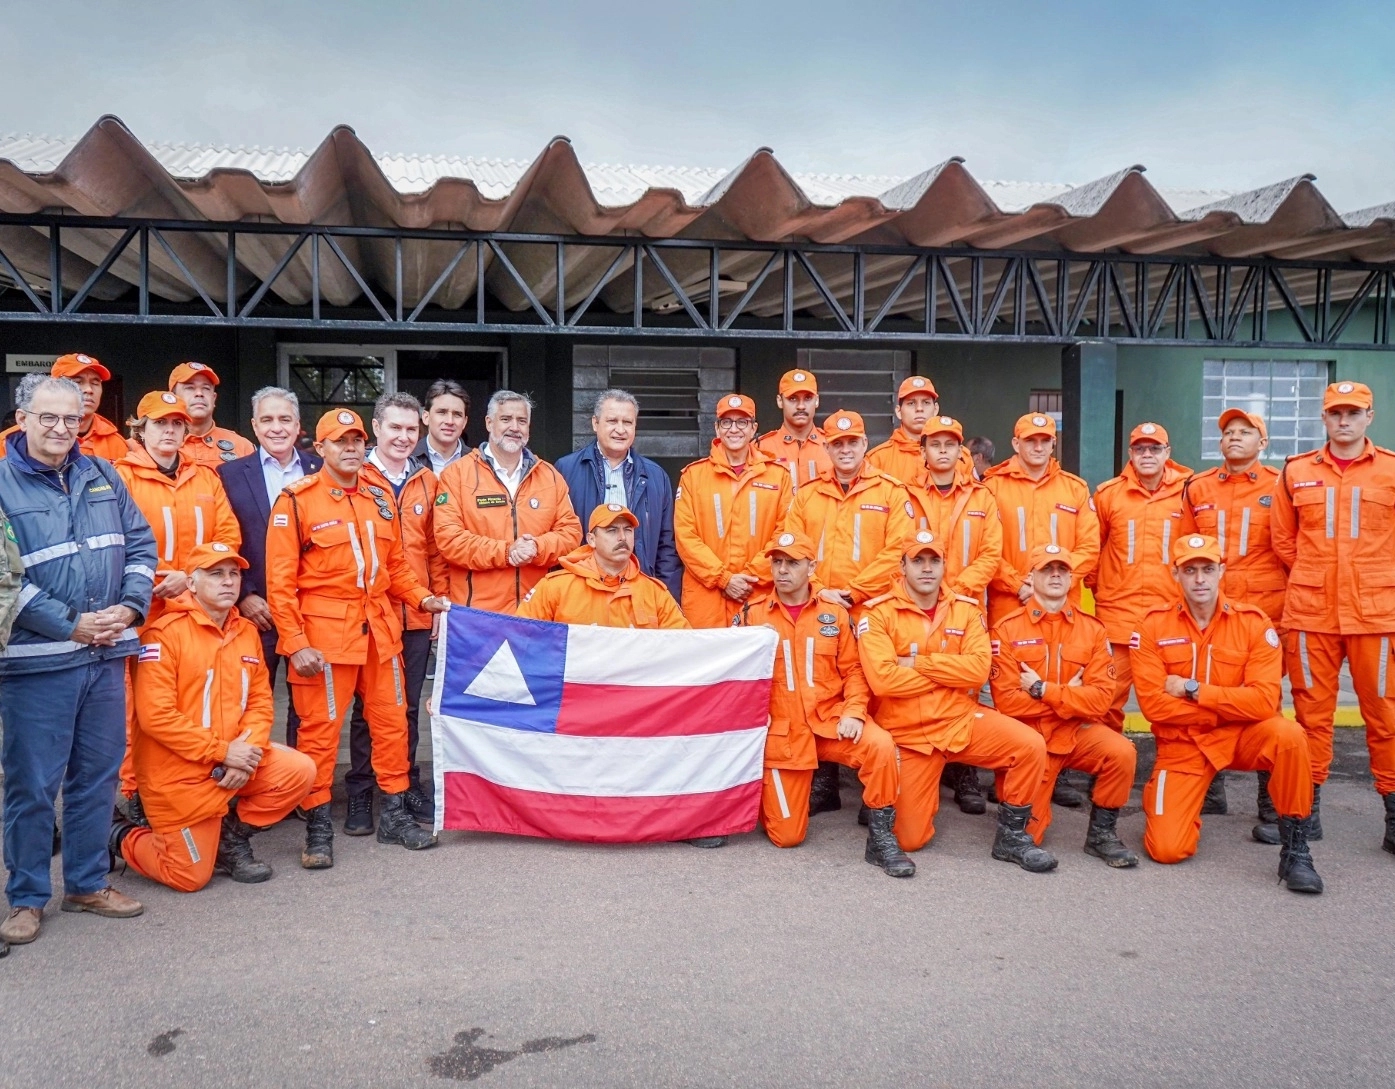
[{"left": 260, "top": 445, "right": 306, "bottom": 507}]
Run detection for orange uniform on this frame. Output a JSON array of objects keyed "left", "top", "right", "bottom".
[
  {"left": 1180, "top": 463, "right": 1287, "bottom": 623},
  {"left": 361, "top": 460, "right": 450, "bottom": 632},
  {"left": 121, "top": 593, "right": 315, "bottom": 892},
  {"left": 1133, "top": 596, "right": 1313, "bottom": 863},
  {"left": 673, "top": 443, "right": 792, "bottom": 628},
  {"left": 1091, "top": 460, "right": 1191, "bottom": 729},
  {"left": 1272, "top": 434, "right": 1395, "bottom": 793},
  {"left": 982, "top": 457, "right": 1099, "bottom": 622},
  {"left": 907, "top": 471, "right": 1004, "bottom": 600},
  {"left": 434, "top": 448, "right": 583, "bottom": 613},
  {"left": 0, "top": 414, "right": 129, "bottom": 463},
  {"left": 181, "top": 426, "right": 255, "bottom": 468},
  {"left": 756, "top": 427, "right": 832, "bottom": 490},
  {"left": 734, "top": 590, "right": 898, "bottom": 847},
  {"left": 868, "top": 427, "right": 977, "bottom": 486},
  {"left": 517, "top": 547, "right": 688, "bottom": 628},
  {"left": 265, "top": 471, "right": 433, "bottom": 809},
  {"left": 989, "top": 602, "right": 1136, "bottom": 842},
  {"left": 858, "top": 582, "right": 1047, "bottom": 851}
]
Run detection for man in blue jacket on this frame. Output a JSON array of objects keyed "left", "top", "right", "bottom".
[
  {"left": 556, "top": 389, "right": 680, "bottom": 597},
  {"left": 0, "top": 374, "right": 157, "bottom": 949}
]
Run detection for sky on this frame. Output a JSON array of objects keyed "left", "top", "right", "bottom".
[{"left": 5, "top": 0, "right": 1393, "bottom": 211}]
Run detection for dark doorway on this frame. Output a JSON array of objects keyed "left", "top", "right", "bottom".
[{"left": 396, "top": 350, "right": 503, "bottom": 450}]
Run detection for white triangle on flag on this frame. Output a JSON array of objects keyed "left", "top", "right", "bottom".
[{"left": 463, "top": 640, "right": 536, "bottom": 705}]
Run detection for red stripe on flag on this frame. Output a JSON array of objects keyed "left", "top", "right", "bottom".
[
  {"left": 553, "top": 678, "right": 772, "bottom": 737},
  {"left": 441, "top": 772, "right": 762, "bottom": 843}
]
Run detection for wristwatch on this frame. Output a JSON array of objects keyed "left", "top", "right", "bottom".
[
  {"left": 1029, "top": 679, "right": 1046, "bottom": 700},
  {"left": 1183, "top": 679, "right": 1200, "bottom": 701}
]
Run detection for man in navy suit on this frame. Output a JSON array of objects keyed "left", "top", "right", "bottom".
[{"left": 218, "top": 386, "right": 322, "bottom": 747}]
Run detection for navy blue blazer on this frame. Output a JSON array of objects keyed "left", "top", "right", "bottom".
[{"left": 218, "top": 447, "right": 323, "bottom": 601}]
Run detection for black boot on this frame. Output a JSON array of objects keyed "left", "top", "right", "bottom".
[
  {"left": 991, "top": 802, "right": 1058, "bottom": 873},
  {"left": 856, "top": 802, "right": 871, "bottom": 827},
  {"left": 107, "top": 817, "right": 135, "bottom": 873},
  {"left": 863, "top": 806, "right": 915, "bottom": 877},
  {"left": 126, "top": 791, "right": 150, "bottom": 828},
  {"left": 1201, "top": 772, "right": 1228, "bottom": 815},
  {"left": 1308, "top": 783, "right": 1323, "bottom": 841},
  {"left": 1382, "top": 792, "right": 1395, "bottom": 855},
  {"left": 343, "top": 791, "right": 374, "bottom": 836},
  {"left": 1083, "top": 805, "right": 1138, "bottom": 868},
  {"left": 301, "top": 803, "right": 334, "bottom": 869},
  {"left": 808, "top": 762, "right": 842, "bottom": 815},
  {"left": 377, "top": 792, "right": 437, "bottom": 850},
  {"left": 686, "top": 836, "right": 728, "bottom": 848},
  {"left": 403, "top": 783, "right": 435, "bottom": 822},
  {"left": 950, "top": 764, "right": 987, "bottom": 815},
  {"left": 1277, "top": 814, "right": 1323, "bottom": 894},
  {"left": 214, "top": 814, "right": 273, "bottom": 883},
  {"left": 1252, "top": 770, "right": 1280, "bottom": 845},
  {"left": 1051, "top": 771, "right": 1086, "bottom": 809}
]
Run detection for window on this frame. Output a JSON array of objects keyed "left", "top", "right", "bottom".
[
  {"left": 1029, "top": 389, "right": 1063, "bottom": 434},
  {"left": 795, "top": 349, "right": 912, "bottom": 447},
  {"left": 285, "top": 353, "right": 386, "bottom": 426},
  {"left": 1202, "top": 360, "right": 1329, "bottom": 460}
]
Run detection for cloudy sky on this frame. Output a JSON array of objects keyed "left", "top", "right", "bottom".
[{"left": 5, "top": 0, "right": 1392, "bottom": 210}]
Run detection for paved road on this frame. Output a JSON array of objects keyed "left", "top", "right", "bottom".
[{"left": 4, "top": 732, "right": 1393, "bottom": 1089}]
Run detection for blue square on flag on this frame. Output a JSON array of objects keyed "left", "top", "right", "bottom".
[{"left": 438, "top": 608, "right": 566, "bottom": 732}]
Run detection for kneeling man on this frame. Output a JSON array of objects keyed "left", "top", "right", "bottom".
[
  {"left": 1133, "top": 534, "right": 1322, "bottom": 893},
  {"left": 113, "top": 544, "right": 315, "bottom": 891}
]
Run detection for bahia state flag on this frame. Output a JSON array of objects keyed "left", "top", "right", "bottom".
[{"left": 430, "top": 607, "right": 779, "bottom": 843}]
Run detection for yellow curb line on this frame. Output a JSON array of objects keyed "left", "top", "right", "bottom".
[{"left": 1123, "top": 707, "right": 1365, "bottom": 734}]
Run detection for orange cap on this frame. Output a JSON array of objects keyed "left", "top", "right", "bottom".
[
  {"left": 778, "top": 369, "right": 819, "bottom": 397},
  {"left": 822, "top": 410, "right": 866, "bottom": 440},
  {"left": 168, "top": 361, "right": 220, "bottom": 389},
  {"left": 1014, "top": 413, "right": 1057, "bottom": 440},
  {"left": 185, "top": 541, "right": 249, "bottom": 573},
  {"left": 716, "top": 393, "right": 756, "bottom": 419},
  {"left": 1173, "top": 534, "right": 1223, "bottom": 567},
  {"left": 1129, "top": 422, "right": 1169, "bottom": 447},
  {"left": 316, "top": 408, "right": 367, "bottom": 442},
  {"left": 588, "top": 503, "right": 640, "bottom": 532},
  {"left": 764, "top": 530, "right": 817, "bottom": 561},
  {"left": 51, "top": 353, "right": 111, "bottom": 381},
  {"left": 1217, "top": 408, "right": 1267, "bottom": 439},
  {"left": 921, "top": 415, "right": 963, "bottom": 441},
  {"left": 1028, "top": 543, "right": 1077, "bottom": 572},
  {"left": 903, "top": 530, "right": 946, "bottom": 560},
  {"left": 1324, "top": 381, "right": 1373, "bottom": 411},
  {"left": 897, "top": 375, "right": 937, "bottom": 403},
  {"left": 136, "top": 390, "right": 193, "bottom": 423}
]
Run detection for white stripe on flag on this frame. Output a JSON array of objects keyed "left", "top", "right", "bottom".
[{"left": 561, "top": 625, "right": 777, "bottom": 686}]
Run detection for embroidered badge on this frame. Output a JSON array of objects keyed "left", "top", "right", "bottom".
[
  {"left": 138, "top": 643, "right": 161, "bottom": 663},
  {"left": 819, "top": 624, "right": 839, "bottom": 637},
  {"left": 1265, "top": 628, "right": 1280, "bottom": 648}
]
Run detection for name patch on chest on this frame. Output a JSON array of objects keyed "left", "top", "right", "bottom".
[
  {"left": 1055, "top": 503, "right": 1078, "bottom": 514},
  {"left": 1156, "top": 637, "right": 1191, "bottom": 647},
  {"left": 1291, "top": 480, "right": 1324, "bottom": 489},
  {"left": 860, "top": 504, "right": 889, "bottom": 513},
  {"left": 241, "top": 655, "right": 261, "bottom": 665},
  {"left": 310, "top": 519, "right": 341, "bottom": 532},
  {"left": 752, "top": 481, "right": 779, "bottom": 490},
  {"left": 945, "top": 627, "right": 965, "bottom": 637},
  {"left": 1012, "top": 638, "right": 1044, "bottom": 647},
  {"left": 1191, "top": 504, "right": 1215, "bottom": 514},
  {"left": 476, "top": 495, "right": 508, "bottom": 508}
]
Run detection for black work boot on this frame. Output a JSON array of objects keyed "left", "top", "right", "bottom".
[
  {"left": 1382, "top": 792, "right": 1395, "bottom": 855},
  {"left": 1201, "top": 772, "right": 1228, "bottom": 815},
  {"left": 107, "top": 817, "right": 135, "bottom": 873},
  {"left": 808, "top": 762, "right": 842, "bottom": 815},
  {"left": 1083, "top": 805, "right": 1139, "bottom": 868},
  {"left": 1252, "top": 770, "right": 1280, "bottom": 845},
  {"left": 126, "top": 791, "right": 150, "bottom": 828},
  {"left": 1051, "top": 771, "right": 1087, "bottom": 809},
  {"left": 950, "top": 764, "right": 987, "bottom": 815},
  {"left": 991, "top": 802, "right": 1058, "bottom": 873},
  {"left": 686, "top": 836, "right": 728, "bottom": 848},
  {"left": 857, "top": 802, "right": 871, "bottom": 827},
  {"left": 1277, "top": 814, "right": 1323, "bottom": 894},
  {"left": 214, "top": 814, "right": 273, "bottom": 883},
  {"left": 343, "top": 791, "right": 374, "bottom": 836},
  {"left": 863, "top": 806, "right": 915, "bottom": 877},
  {"left": 301, "top": 803, "right": 334, "bottom": 869},
  {"left": 1308, "top": 783, "right": 1324, "bottom": 841},
  {"left": 403, "top": 783, "right": 435, "bottom": 823},
  {"left": 377, "top": 792, "right": 437, "bottom": 850}
]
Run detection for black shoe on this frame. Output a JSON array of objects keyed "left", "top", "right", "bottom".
[
  {"left": 1308, "top": 783, "right": 1324, "bottom": 841},
  {"left": 107, "top": 817, "right": 135, "bottom": 873},
  {"left": 1201, "top": 772, "right": 1228, "bottom": 815},
  {"left": 343, "top": 791, "right": 374, "bottom": 836},
  {"left": 126, "top": 791, "right": 150, "bottom": 828},
  {"left": 856, "top": 802, "right": 871, "bottom": 827},
  {"left": 377, "top": 792, "right": 437, "bottom": 850},
  {"left": 991, "top": 802, "right": 1058, "bottom": 873},
  {"left": 1382, "top": 791, "right": 1395, "bottom": 855},
  {"left": 53, "top": 822, "right": 62, "bottom": 858},
  {"left": 686, "top": 836, "right": 728, "bottom": 848},
  {"left": 1277, "top": 814, "right": 1323, "bottom": 894},
  {"left": 863, "top": 806, "right": 915, "bottom": 877},
  {"left": 301, "top": 803, "right": 334, "bottom": 869},
  {"left": 403, "top": 784, "right": 435, "bottom": 823},
  {"left": 1051, "top": 777, "right": 1087, "bottom": 809},
  {"left": 1252, "top": 770, "right": 1280, "bottom": 845},
  {"left": 214, "top": 814, "right": 273, "bottom": 884},
  {"left": 950, "top": 764, "right": 987, "bottom": 816},
  {"left": 1083, "top": 805, "right": 1138, "bottom": 868},
  {"left": 808, "top": 762, "right": 842, "bottom": 815}
]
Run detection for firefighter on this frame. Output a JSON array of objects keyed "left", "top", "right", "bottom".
[
  {"left": 1132, "top": 535, "right": 1322, "bottom": 893},
  {"left": 167, "top": 362, "right": 254, "bottom": 468},
  {"left": 867, "top": 376, "right": 940, "bottom": 484},
  {"left": 673, "top": 394, "right": 792, "bottom": 628},
  {"left": 755, "top": 369, "right": 831, "bottom": 489},
  {"left": 265, "top": 409, "right": 450, "bottom": 868},
  {"left": 1272, "top": 381, "right": 1395, "bottom": 854},
  {"left": 858, "top": 531, "right": 1056, "bottom": 872},
  {"left": 0, "top": 353, "right": 129, "bottom": 462},
  {"left": 111, "top": 543, "right": 316, "bottom": 892},
  {"left": 988, "top": 545, "right": 1139, "bottom": 866}
]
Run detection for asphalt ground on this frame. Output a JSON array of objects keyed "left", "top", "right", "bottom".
[{"left": 3, "top": 727, "right": 1393, "bottom": 1089}]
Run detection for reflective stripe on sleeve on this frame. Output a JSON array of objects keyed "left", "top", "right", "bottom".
[
  {"left": 85, "top": 533, "right": 125, "bottom": 550},
  {"left": 713, "top": 494, "right": 726, "bottom": 539},
  {"left": 1155, "top": 769, "right": 1167, "bottom": 816},
  {"left": 201, "top": 669, "right": 214, "bottom": 730},
  {"left": 124, "top": 563, "right": 156, "bottom": 580},
  {"left": 771, "top": 768, "right": 791, "bottom": 820},
  {"left": 16, "top": 584, "right": 40, "bottom": 609},
  {"left": 1298, "top": 632, "right": 1313, "bottom": 690},
  {"left": 0, "top": 628, "right": 136, "bottom": 658}
]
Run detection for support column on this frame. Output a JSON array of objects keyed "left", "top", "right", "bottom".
[{"left": 1060, "top": 341, "right": 1117, "bottom": 488}]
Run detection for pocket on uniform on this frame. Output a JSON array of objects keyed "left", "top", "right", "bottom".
[
  {"left": 1356, "top": 565, "right": 1395, "bottom": 623},
  {"left": 309, "top": 521, "right": 351, "bottom": 550},
  {"left": 1286, "top": 567, "right": 1327, "bottom": 616},
  {"left": 1206, "top": 646, "right": 1249, "bottom": 686}
]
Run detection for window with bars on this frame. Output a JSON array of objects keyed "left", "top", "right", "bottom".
[
  {"left": 1029, "top": 389, "right": 1063, "bottom": 434},
  {"left": 795, "top": 349, "right": 912, "bottom": 447},
  {"left": 286, "top": 353, "right": 386, "bottom": 426},
  {"left": 1201, "top": 360, "right": 1329, "bottom": 460}
]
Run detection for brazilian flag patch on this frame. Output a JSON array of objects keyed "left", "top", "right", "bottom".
[
  {"left": 4, "top": 522, "right": 15, "bottom": 543},
  {"left": 435, "top": 492, "right": 448, "bottom": 505}
]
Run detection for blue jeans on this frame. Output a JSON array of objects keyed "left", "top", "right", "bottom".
[{"left": 2, "top": 658, "right": 126, "bottom": 908}]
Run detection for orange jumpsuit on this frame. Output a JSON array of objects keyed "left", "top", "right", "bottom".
[
  {"left": 982, "top": 457, "right": 1100, "bottom": 623},
  {"left": 517, "top": 548, "right": 689, "bottom": 628},
  {"left": 673, "top": 443, "right": 793, "bottom": 628},
  {"left": 1090, "top": 461, "right": 1191, "bottom": 730},
  {"left": 122, "top": 595, "right": 315, "bottom": 892},
  {"left": 1133, "top": 599, "right": 1313, "bottom": 863},
  {"left": 907, "top": 471, "right": 1004, "bottom": 600},
  {"left": 868, "top": 428, "right": 977, "bottom": 486},
  {"left": 756, "top": 427, "right": 832, "bottom": 490},
  {"left": 1180, "top": 463, "right": 1287, "bottom": 623},
  {"left": 0, "top": 413, "right": 130, "bottom": 463},
  {"left": 733, "top": 590, "right": 897, "bottom": 847},
  {"left": 780, "top": 464, "right": 916, "bottom": 608},
  {"left": 265, "top": 472, "right": 433, "bottom": 809},
  {"left": 989, "top": 603, "right": 1136, "bottom": 842},
  {"left": 182, "top": 426, "right": 255, "bottom": 468},
  {"left": 1272, "top": 440, "right": 1395, "bottom": 793},
  {"left": 434, "top": 449, "right": 583, "bottom": 613},
  {"left": 858, "top": 583, "right": 1047, "bottom": 851},
  {"left": 361, "top": 461, "right": 450, "bottom": 633}
]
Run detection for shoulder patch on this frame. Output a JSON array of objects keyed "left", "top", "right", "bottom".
[
  {"left": 138, "top": 643, "right": 161, "bottom": 663},
  {"left": 1128, "top": 632, "right": 1141, "bottom": 650},
  {"left": 285, "top": 476, "right": 316, "bottom": 494},
  {"left": 860, "top": 592, "right": 894, "bottom": 609},
  {"left": 435, "top": 491, "right": 449, "bottom": 505},
  {"left": 1265, "top": 628, "right": 1280, "bottom": 648},
  {"left": 855, "top": 617, "right": 869, "bottom": 637},
  {"left": 272, "top": 513, "right": 289, "bottom": 527}
]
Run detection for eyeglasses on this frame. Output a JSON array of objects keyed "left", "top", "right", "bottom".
[
  {"left": 34, "top": 414, "right": 84, "bottom": 432},
  {"left": 716, "top": 418, "right": 755, "bottom": 431},
  {"left": 1131, "top": 444, "right": 1167, "bottom": 455}
]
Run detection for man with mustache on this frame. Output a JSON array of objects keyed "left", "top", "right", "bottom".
[{"left": 756, "top": 369, "right": 831, "bottom": 490}]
